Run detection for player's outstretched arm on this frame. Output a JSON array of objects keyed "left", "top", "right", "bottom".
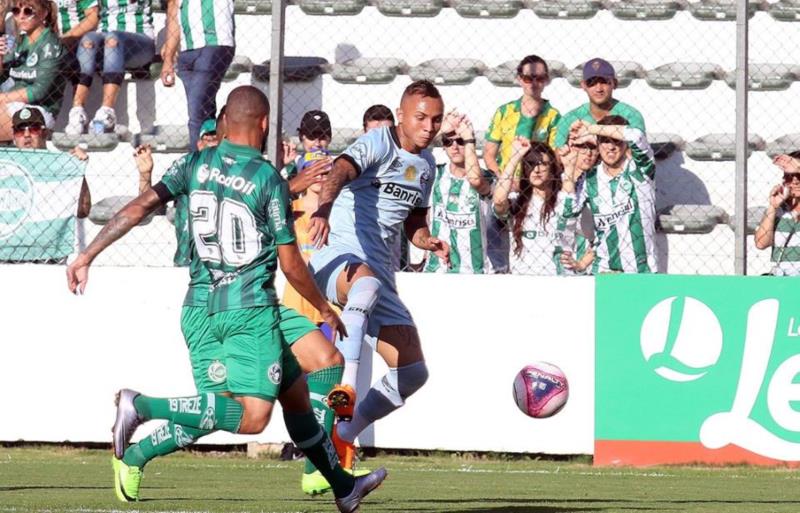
[
  {"left": 277, "top": 243, "right": 347, "bottom": 338},
  {"left": 309, "top": 157, "right": 359, "bottom": 248},
  {"left": 405, "top": 208, "right": 450, "bottom": 267},
  {"left": 66, "top": 189, "right": 165, "bottom": 295}
]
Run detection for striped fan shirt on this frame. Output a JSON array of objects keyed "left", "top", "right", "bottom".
[
  {"left": 55, "top": 0, "right": 97, "bottom": 34},
  {"left": 770, "top": 207, "right": 800, "bottom": 276},
  {"left": 178, "top": 0, "right": 235, "bottom": 51},
  {"left": 99, "top": 0, "right": 154, "bottom": 38}
]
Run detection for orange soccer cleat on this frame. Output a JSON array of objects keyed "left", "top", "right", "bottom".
[
  {"left": 326, "top": 384, "right": 356, "bottom": 420},
  {"left": 331, "top": 420, "right": 357, "bottom": 471}
]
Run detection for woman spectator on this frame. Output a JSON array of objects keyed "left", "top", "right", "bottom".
[
  {"left": 65, "top": 0, "right": 153, "bottom": 134},
  {"left": 0, "top": 0, "right": 65, "bottom": 141},
  {"left": 755, "top": 151, "right": 800, "bottom": 276},
  {"left": 493, "top": 138, "right": 588, "bottom": 275}
]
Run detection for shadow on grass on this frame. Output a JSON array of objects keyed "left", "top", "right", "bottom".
[{"left": 0, "top": 486, "right": 109, "bottom": 492}]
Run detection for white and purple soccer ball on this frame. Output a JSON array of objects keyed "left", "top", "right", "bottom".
[{"left": 512, "top": 362, "right": 569, "bottom": 419}]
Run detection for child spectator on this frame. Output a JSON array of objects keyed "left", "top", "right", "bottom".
[
  {"left": 0, "top": 0, "right": 65, "bottom": 141},
  {"left": 65, "top": 0, "right": 154, "bottom": 134},
  {"left": 755, "top": 151, "right": 800, "bottom": 276},
  {"left": 283, "top": 109, "right": 332, "bottom": 183}
]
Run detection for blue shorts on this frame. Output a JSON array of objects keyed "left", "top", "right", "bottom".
[{"left": 309, "top": 245, "right": 415, "bottom": 338}]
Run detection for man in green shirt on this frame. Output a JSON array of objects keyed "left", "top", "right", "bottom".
[
  {"left": 66, "top": 86, "right": 386, "bottom": 512},
  {"left": 554, "top": 58, "right": 646, "bottom": 148}
]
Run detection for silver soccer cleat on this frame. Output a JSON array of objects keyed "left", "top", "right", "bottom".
[
  {"left": 112, "top": 389, "right": 143, "bottom": 459},
  {"left": 335, "top": 467, "right": 387, "bottom": 513}
]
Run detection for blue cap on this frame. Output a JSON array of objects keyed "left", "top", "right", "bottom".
[
  {"left": 582, "top": 58, "right": 616, "bottom": 81},
  {"left": 199, "top": 119, "right": 217, "bottom": 138}
]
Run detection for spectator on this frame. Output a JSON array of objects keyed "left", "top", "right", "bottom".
[
  {"left": 0, "top": 0, "right": 66, "bottom": 141},
  {"left": 554, "top": 58, "right": 645, "bottom": 148},
  {"left": 559, "top": 131, "right": 599, "bottom": 272},
  {"left": 65, "top": 0, "right": 154, "bottom": 134},
  {"left": 424, "top": 111, "right": 492, "bottom": 273},
  {"left": 283, "top": 109, "right": 332, "bottom": 184},
  {"left": 483, "top": 54, "right": 561, "bottom": 273},
  {"left": 569, "top": 116, "right": 657, "bottom": 273},
  {"left": 12, "top": 106, "right": 91, "bottom": 218},
  {"left": 755, "top": 151, "right": 800, "bottom": 276},
  {"left": 196, "top": 118, "right": 217, "bottom": 150},
  {"left": 159, "top": 0, "right": 233, "bottom": 150},
  {"left": 362, "top": 103, "right": 394, "bottom": 132},
  {"left": 56, "top": 0, "right": 99, "bottom": 50},
  {"left": 493, "top": 138, "right": 585, "bottom": 275}
]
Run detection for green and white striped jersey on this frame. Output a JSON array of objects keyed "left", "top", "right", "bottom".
[
  {"left": 770, "top": 207, "right": 800, "bottom": 276},
  {"left": 55, "top": 0, "right": 97, "bottom": 34},
  {"left": 158, "top": 140, "right": 295, "bottom": 314},
  {"left": 574, "top": 127, "right": 656, "bottom": 274},
  {"left": 500, "top": 193, "right": 577, "bottom": 276},
  {"left": 425, "top": 164, "right": 493, "bottom": 274},
  {"left": 99, "top": 0, "right": 154, "bottom": 38},
  {"left": 178, "top": 0, "right": 235, "bottom": 51}
]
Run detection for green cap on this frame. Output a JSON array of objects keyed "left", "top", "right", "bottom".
[{"left": 199, "top": 119, "right": 217, "bottom": 138}]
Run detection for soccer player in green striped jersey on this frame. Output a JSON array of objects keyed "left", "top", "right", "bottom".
[
  {"left": 66, "top": 86, "right": 387, "bottom": 512},
  {"left": 425, "top": 111, "right": 493, "bottom": 273},
  {"left": 569, "top": 116, "right": 657, "bottom": 274},
  {"left": 755, "top": 151, "right": 800, "bottom": 276}
]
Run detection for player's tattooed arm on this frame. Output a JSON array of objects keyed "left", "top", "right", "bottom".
[{"left": 309, "top": 157, "right": 358, "bottom": 247}]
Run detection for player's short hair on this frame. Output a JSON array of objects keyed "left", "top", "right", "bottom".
[
  {"left": 362, "top": 104, "right": 395, "bottom": 131},
  {"left": 598, "top": 115, "right": 629, "bottom": 126},
  {"left": 225, "top": 86, "right": 269, "bottom": 126},
  {"left": 401, "top": 80, "right": 442, "bottom": 103},
  {"left": 516, "top": 55, "right": 549, "bottom": 76},
  {"left": 788, "top": 150, "right": 800, "bottom": 160}
]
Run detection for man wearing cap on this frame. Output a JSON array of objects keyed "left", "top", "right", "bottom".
[
  {"left": 554, "top": 58, "right": 646, "bottom": 149},
  {"left": 196, "top": 118, "right": 217, "bottom": 150},
  {"left": 282, "top": 109, "right": 334, "bottom": 186}
]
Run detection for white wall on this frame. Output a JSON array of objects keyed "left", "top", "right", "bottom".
[{"left": 0, "top": 265, "right": 594, "bottom": 454}]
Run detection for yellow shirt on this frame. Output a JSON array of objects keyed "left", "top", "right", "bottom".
[{"left": 486, "top": 98, "right": 560, "bottom": 171}]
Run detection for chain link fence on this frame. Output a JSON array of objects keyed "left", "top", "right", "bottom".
[{"left": 1, "top": 0, "right": 798, "bottom": 275}]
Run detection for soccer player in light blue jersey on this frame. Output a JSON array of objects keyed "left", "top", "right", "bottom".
[{"left": 307, "top": 80, "right": 450, "bottom": 469}]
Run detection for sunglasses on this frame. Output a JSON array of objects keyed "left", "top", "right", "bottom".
[
  {"left": 13, "top": 124, "right": 44, "bottom": 136},
  {"left": 597, "top": 136, "right": 624, "bottom": 146},
  {"left": 11, "top": 6, "right": 36, "bottom": 17},
  {"left": 442, "top": 136, "right": 465, "bottom": 147},
  {"left": 573, "top": 143, "right": 598, "bottom": 153},
  {"left": 784, "top": 173, "right": 800, "bottom": 183},
  {"left": 585, "top": 76, "right": 612, "bottom": 87},
  {"left": 519, "top": 73, "right": 548, "bottom": 84}
]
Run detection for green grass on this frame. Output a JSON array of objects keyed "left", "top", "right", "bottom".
[{"left": 2, "top": 446, "right": 800, "bottom": 512}]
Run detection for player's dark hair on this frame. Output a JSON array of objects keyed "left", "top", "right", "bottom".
[
  {"left": 512, "top": 142, "right": 562, "bottom": 257},
  {"left": 401, "top": 80, "right": 442, "bottom": 102},
  {"left": 362, "top": 104, "right": 395, "bottom": 131},
  {"left": 598, "top": 115, "right": 629, "bottom": 126},
  {"left": 516, "top": 55, "right": 549, "bottom": 76},
  {"left": 225, "top": 86, "right": 269, "bottom": 126}
]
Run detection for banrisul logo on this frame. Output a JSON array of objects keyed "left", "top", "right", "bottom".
[
  {"left": 640, "top": 296, "right": 723, "bottom": 382},
  {"left": 0, "top": 160, "right": 34, "bottom": 240}
]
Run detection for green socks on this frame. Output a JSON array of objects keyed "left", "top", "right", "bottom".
[
  {"left": 284, "top": 410, "right": 354, "bottom": 498},
  {"left": 122, "top": 422, "right": 210, "bottom": 468},
  {"left": 304, "top": 365, "right": 343, "bottom": 474},
  {"left": 133, "top": 393, "right": 243, "bottom": 432}
]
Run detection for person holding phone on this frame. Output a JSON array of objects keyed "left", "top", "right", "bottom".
[{"left": 755, "top": 151, "right": 800, "bottom": 276}]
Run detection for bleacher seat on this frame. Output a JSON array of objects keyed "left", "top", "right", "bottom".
[
  {"left": 648, "top": 133, "right": 685, "bottom": 160},
  {"left": 566, "top": 60, "right": 643, "bottom": 88},
  {"left": 374, "top": 0, "right": 444, "bottom": 17},
  {"left": 645, "top": 62, "right": 723, "bottom": 90},
  {"left": 252, "top": 56, "right": 329, "bottom": 82},
  {"left": 657, "top": 204, "right": 727, "bottom": 234},
  {"left": 484, "top": 59, "right": 566, "bottom": 86},
  {"left": 234, "top": 0, "right": 273, "bottom": 14},
  {"left": 330, "top": 57, "right": 407, "bottom": 84},
  {"left": 528, "top": 0, "right": 602, "bottom": 19},
  {"left": 450, "top": 0, "right": 523, "bottom": 18},
  {"left": 729, "top": 206, "right": 767, "bottom": 235},
  {"left": 687, "top": 0, "right": 759, "bottom": 21},
  {"left": 295, "top": 0, "right": 367, "bottom": 15},
  {"left": 224, "top": 55, "right": 254, "bottom": 81},
  {"left": 766, "top": 134, "right": 800, "bottom": 158},
  {"left": 51, "top": 132, "right": 124, "bottom": 152},
  {"left": 89, "top": 196, "right": 155, "bottom": 226},
  {"left": 685, "top": 133, "right": 766, "bottom": 161},
  {"left": 408, "top": 58, "right": 486, "bottom": 85},
  {"left": 606, "top": 0, "right": 683, "bottom": 20},
  {"left": 768, "top": 0, "right": 800, "bottom": 22},
  {"left": 724, "top": 64, "right": 799, "bottom": 91},
  {"left": 134, "top": 125, "right": 191, "bottom": 153}
]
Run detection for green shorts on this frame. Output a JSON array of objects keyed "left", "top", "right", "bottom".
[
  {"left": 209, "top": 305, "right": 303, "bottom": 401},
  {"left": 180, "top": 306, "right": 227, "bottom": 393},
  {"left": 278, "top": 304, "right": 318, "bottom": 346}
]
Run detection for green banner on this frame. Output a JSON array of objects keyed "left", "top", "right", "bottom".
[
  {"left": 0, "top": 149, "right": 85, "bottom": 261},
  {"left": 596, "top": 274, "right": 800, "bottom": 464}
]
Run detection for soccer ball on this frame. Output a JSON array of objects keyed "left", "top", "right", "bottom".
[{"left": 512, "top": 362, "right": 569, "bottom": 419}]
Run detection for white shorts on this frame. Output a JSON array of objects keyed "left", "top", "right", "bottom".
[
  {"left": 309, "top": 244, "right": 415, "bottom": 338},
  {"left": 6, "top": 103, "right": 55, "bottom": 130}
]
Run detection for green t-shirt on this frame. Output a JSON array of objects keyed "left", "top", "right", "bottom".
[
  {"left": 554, "top": 100, "right": 645, "bottom": 148},
  {"left": 159, "top": 140, "right": 295, "bottom": 314},
  {"left": 1, "top": 28, "right": 65, "bottom": 115}
]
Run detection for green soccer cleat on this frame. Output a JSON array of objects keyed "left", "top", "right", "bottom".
[
  {"left": 301, "top": 468, "right": 373, "bottom": 496},
  {"left": 112, "top": 456, "right": 142, "bottom": 502}
]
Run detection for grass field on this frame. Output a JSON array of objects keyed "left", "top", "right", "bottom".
[{"left": 2, "top": 446, "right": 800, "bottom": 513}]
